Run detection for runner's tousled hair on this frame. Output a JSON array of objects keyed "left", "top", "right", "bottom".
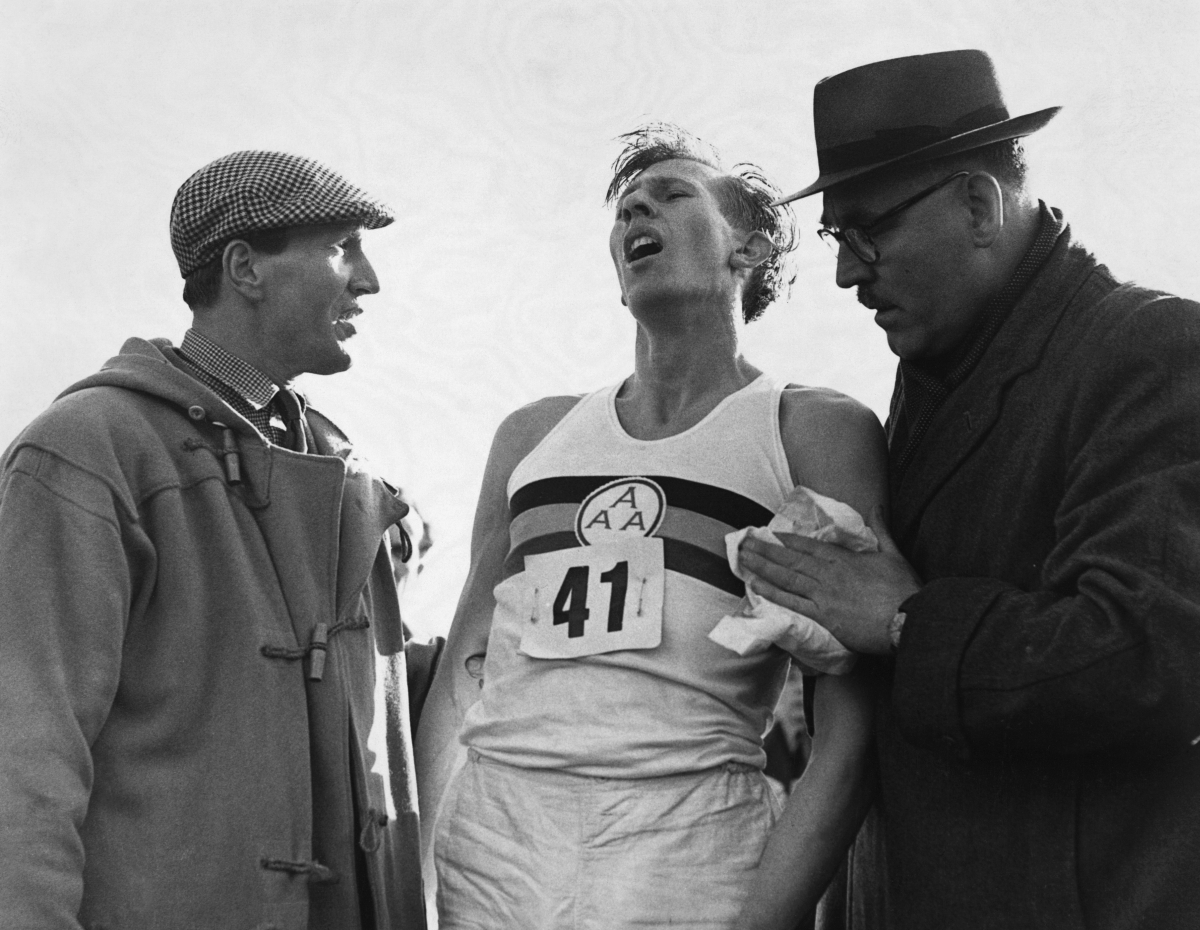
[{"left": 605, "top": 123, "right": 798, "bottom": 324}]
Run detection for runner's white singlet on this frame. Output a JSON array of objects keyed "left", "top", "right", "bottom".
[{"left": 459, "top": 374, "right": 794, "bottom": 776}]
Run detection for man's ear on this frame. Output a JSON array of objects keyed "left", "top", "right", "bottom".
[
  {"left": 965, "top": 172, "right": 1004, "bottom": 248},
  {"left": 731, "top": 230, "right": 774, "bottom": 270},
  {"left": 222, "top": 239, "right": 267, "bottom": 302}
]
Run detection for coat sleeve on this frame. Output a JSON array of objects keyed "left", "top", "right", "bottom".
[
  {"left": 892, "top": 292, "right": 1200, "bottom": 761},
  {"left": 0, "top": 444, "right": 146, "bottom": 928}
]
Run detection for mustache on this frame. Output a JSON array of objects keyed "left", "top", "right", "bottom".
[{"left": 857, "top": 289, "right": 882, "bottom": 311}]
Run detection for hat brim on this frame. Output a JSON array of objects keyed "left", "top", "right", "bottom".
[{"left": 773, "top": 105, "right": 1061, "bottom": 205}]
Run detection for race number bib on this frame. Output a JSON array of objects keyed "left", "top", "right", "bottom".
[{"left": 519, "top": 538, "right": 664, "bottom": 659}]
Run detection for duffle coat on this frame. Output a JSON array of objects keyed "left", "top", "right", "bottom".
[{"left": 0, "top": 338, "right": 426, "bottom": 929}]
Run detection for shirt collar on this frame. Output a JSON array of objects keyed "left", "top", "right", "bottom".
[{"left": 180, "top": 329, "right": 281, "bottom": 411}]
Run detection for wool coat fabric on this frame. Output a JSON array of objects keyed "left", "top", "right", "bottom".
[
  {"left": 841, "top": 223, "right": 1200, "bottom": 929},
  {"left": 0, "top": 338, "right": 426, "bottom": 930}
]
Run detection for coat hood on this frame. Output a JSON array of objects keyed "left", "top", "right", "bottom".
[{"left": 58, "top": 336, "right": 272, "bottom": 445}]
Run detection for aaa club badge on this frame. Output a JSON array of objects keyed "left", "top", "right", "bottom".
[
  {"left": 574, "top": 477, "right": 666, "bottom": 545},
  {"left": 520, "top": 537, "right": 665, "bottom": 660}
]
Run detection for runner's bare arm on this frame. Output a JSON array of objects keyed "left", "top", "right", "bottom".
[
  {"left": 778, "top": 385, "right": 887, "bottom": 517},
  {"left": 413, "top": 395, "right": 579, "bottom": 863},
  {"left": 743, "top": 666, "right": 877, "bottom": 929},
  {"left": 737, "top": 387, "right": 886, "bottom": 928}
]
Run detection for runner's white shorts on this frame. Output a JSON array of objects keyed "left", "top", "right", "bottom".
[{"left": 434, "top": 750, "right": 782, "bottom": 930}]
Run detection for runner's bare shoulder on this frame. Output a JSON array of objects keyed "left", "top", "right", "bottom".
[
  {"left": 778, "top": 385, "right": 886, "bottom": 509},
  {"left": 490, "top": 394, "right": 584, "bottom": 476},
  {"left": 779, "top": 384, "right": 881, "bottom": 449}
]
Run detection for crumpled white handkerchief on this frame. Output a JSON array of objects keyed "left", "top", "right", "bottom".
[{"left": 707, "top": 486, "right": 878, "bottom": 675}]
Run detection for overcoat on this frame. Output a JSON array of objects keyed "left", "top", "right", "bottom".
[
  {"left": 0, "top": 338, "right": 426, "bottom": 929},
  {"left": 847, "top": 225, "right": 1200, "bottom": 929}
]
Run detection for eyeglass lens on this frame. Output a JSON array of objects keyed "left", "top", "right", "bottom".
[{"left": 817, "top": 227, "right": 877, "bottom": 263}]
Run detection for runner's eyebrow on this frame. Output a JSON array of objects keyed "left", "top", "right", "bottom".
[{"left": 618, "top": 175, "right": 701, "bottom": 207}]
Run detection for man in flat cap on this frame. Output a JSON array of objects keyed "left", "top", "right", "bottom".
[
  {"left": 738, "top": 50, "right": 1200, "bottom": 928},
  {"left": 0, "top": 151, "right": 426, "bottom": 929}
]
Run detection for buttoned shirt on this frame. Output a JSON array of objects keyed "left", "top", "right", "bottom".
[{"left": 177, "top": 329, "right": 302, "bottom": 446}]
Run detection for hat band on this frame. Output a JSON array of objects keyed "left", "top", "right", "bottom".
[{"left": 818, "top": 102, "right": 1010, "bottom": 174}]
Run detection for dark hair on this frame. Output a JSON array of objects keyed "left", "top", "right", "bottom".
[
  {"left": 182, "top": 226, "right": 293, "bottom": 309},
  {"left": 605, "top": 123, "right": 797, "bottom": 324},
  {"left": 922, "top": 138, "right": 1029, "bottom": 191}
]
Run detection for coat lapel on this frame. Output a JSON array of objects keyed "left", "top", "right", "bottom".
[
  {"left": 222, "top": 410, "right": 407, "bottom": 651},
  {"left": 335, "top": 462, "right": 407, "bottom": 632},
  {"left": 890, "top": 231, "right": 1097, "bottom": 545},
  {"left": 239, "top": 441, "right": 347, "bottom": 645},
  {"left": 307, "top": 411, "right": 408, "bottom": 646}
]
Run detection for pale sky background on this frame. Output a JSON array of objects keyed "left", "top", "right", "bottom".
[{"left": 3, "top": 0, "right": 1198, "bottom": 640}]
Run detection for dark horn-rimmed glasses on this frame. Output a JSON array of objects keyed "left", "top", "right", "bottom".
[{"left": 818, "top": 170, "right": 971, "bottom": 264}]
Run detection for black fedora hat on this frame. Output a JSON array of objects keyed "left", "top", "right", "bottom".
[{"left": 775, "top": 49, "right": 1060, "bottom": 204}]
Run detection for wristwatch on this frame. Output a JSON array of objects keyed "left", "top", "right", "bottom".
[{"left": 888, "top": 610, "right": 907, "bottom": 652}]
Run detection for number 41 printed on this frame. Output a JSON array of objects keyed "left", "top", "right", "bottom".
[
  {"left": 552, "top": 561, "right": 629, "bottom": 637},
  {"left": 519, "top": 538, "right": 665, "bottom": 660}
]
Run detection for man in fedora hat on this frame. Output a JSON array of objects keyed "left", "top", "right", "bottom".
[
  {"left": 738, "top": 50, "right": 1200, "bottom": 928},
  {"left": 0, "top": 151, "right": 426, "bottom": 928}
]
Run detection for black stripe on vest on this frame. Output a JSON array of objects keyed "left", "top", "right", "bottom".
[
  {"left": 503, "top": 533, "right": 744, "bottom": 597},
  {"left": 510, "top": 475, "right": 773, "bottom": 529}
]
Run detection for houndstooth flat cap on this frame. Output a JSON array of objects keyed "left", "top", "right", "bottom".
[{"left": 170, "top": 150, "right": 394, "bottom": 277}]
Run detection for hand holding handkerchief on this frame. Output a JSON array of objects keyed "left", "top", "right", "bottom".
[{"left": 708, "top": 486, "right": 878, "bottom": 674}]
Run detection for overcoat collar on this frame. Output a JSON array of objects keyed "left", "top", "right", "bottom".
[{"left": 889, "top": 221, "right": 1097, "bottom": 546}]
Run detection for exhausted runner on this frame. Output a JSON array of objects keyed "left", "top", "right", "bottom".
[{"left": 417, "top": 125, "right": 885, "bottom": 929}]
